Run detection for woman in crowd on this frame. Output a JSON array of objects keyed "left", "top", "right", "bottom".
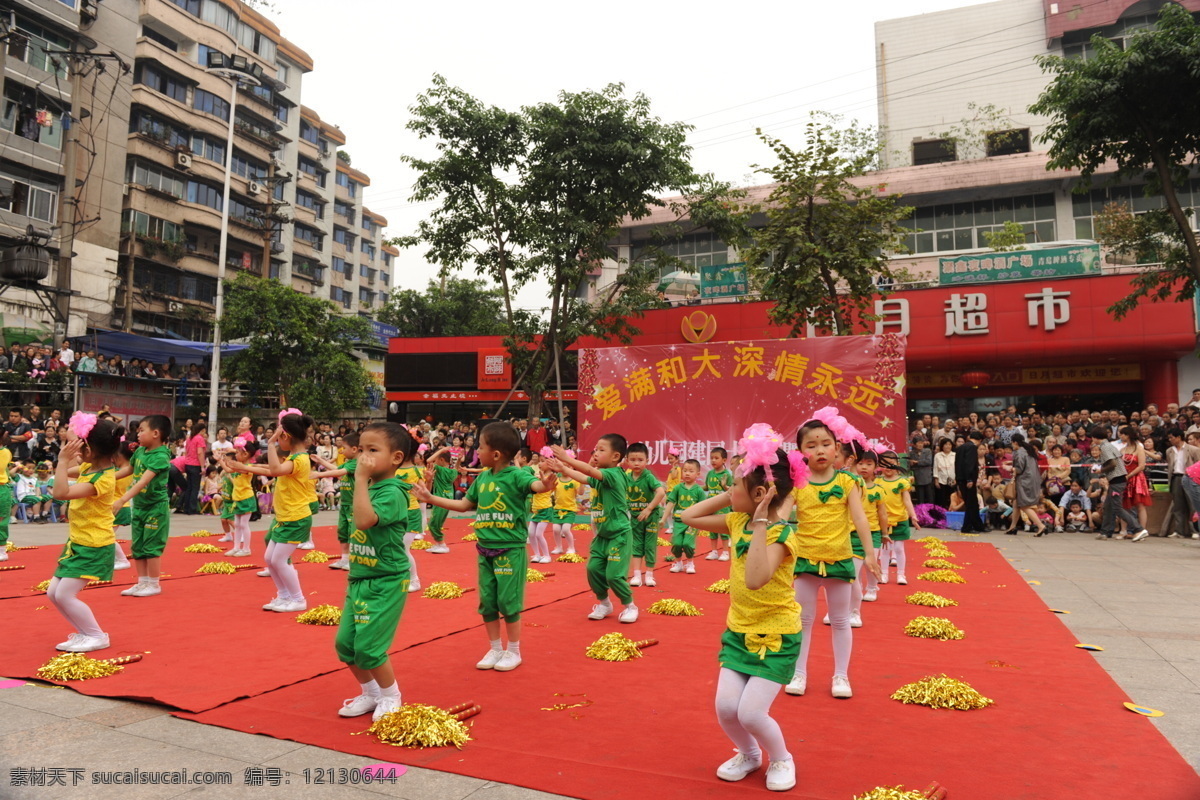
[
  {"left": 1009, "top": 433, "right": 1048, "bottom": 536},
  {"left": 180, "top": 421, "right": 208, "bottom": 515},
  {"left": 1045, "top": 444, "right": 1071, "bottom": 502},
  {"left": 1119, "top": 426, "right": 1152, "bottom": 532},
  {"left": 933, "top": 438, "right": 956, "bottom": 509},
  {"left": 909, "top": 435, "right": 934, "bottom": 505}
]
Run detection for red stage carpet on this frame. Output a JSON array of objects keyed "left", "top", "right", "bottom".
[{"left": 3, "top": 526, "right": 1197, "bottom": 798}]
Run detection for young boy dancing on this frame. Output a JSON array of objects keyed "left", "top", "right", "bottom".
[
  {"left": 625, "top": 442, "right": 666, "bottom": 587},
  {"left": 705, "top": 447, "right": 734, "bottom": 561},
  {"left": 413, "top": 422, "right": 555, "bottom": 672}
]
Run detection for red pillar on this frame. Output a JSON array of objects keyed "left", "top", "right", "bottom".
[{"left": 1143, "top": 360, "right": 1178, "bottom": 409}]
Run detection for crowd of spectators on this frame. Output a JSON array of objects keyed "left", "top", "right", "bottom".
[{"left": 0, "top": 340, "right": 208, "bottom": 383}]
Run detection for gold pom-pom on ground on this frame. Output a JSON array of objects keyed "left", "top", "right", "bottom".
[
  {"left": 183, "top": 543, "right": 222, "bottom": 553},
  {"left": 195, "top": 561, "right": 237, "bottom": 574},
  {"left": 410, "top": 539, "right": 433, "bottom": 550},
  {"left": 853, "top": 786, "right": 930, "bottom": 800},
  {"left": 706, "top": 579, "right": 730, "bottom": 594},
  {"left": 526, "top": 568, "right": 548, "bottom": 582},
  {"left": 905, "top": 591, "right": 958, "bottom": 608},
  {"left": 422, "top": 581, "right": 465, "bottom": 599},
  {"left": 301, "top": 550, "right": 329, "bottom": 563},
  {"left": 891, "top": 673, "right": 994, "bottom": 710},
  {"left": 926, "top": 547, "right": 956, "bottom": 559},
  {"left": 585, "top": 632, "right": 646, "bottom": 662},
  {"left": 918, "top": 569, "right": 966, "bottom": 584},
  {"left": 922, "top": 558, "right": 960, "bottom": 569},
  {"left": 366, "top": 702, "right": 474, "bottom": 749},
  {"left": 656, "top": 536, "right": 670, "bottom": 547},
  {"left": 904, "top": 616, "right": 965, "bottom": 640},
  {"left": 646, "top": 599, "right": 703, "bottom": 616},
  {"left": 461, "top": 532, "right": 477, "bottom": 542},
  {"left": 915, "top": 536, "right": 942, "bottom": 545},
  {"left": 37, "top": 653, "right": 124, "bottom": 681},
  {"left": 296, "top": 604, "right": 341, "bottom": 625},
  {"left": 189, "top": 531, "right": 215, "bottom": 537},
  {"left": 556, "top": 553, "right": 584, "bottom": 563},
  {"left": 572, "top": 524, "right": 590, "bottom": 531},
  {"left": 32, "top": 579, "right": 51, "bottom": 593}
]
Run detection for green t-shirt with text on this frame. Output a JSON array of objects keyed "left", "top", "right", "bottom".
[
  {"left": 348, "top": 477, "right": 410, "bottom": 580},
  {"left": 131, "top": 445, "right": 171, "bottom": 506},
  {"left": 705, "top": 467, "right": 733, "bottom": 513},
  {"left": 338, "top": 458, "right": 357, "bottom": 514},
  {"left": 466, "top": 465, "right": 538, "bottom": 547},
  {"left": 627, "top": 469, "right": 662, "bottom": 523},
  {"left": 667, "top": 483, "right": 707, "bottom": 522},
  {"left": 593, "top": 466, "right": 632, "bottom": 539},
  {"left": 431, "top": 464, "right": 456, "bottom": 497}
]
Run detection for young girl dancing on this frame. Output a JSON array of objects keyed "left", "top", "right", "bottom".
[
  {"left": 876, "top": 451, "right": 920, "bottom": 585},
  {"left": 393, "top": 443, "right": 425, "bottom": 592},
  {"left": 227, "top": 411, "right": 315, "bottom": 612},
  {"left": 528, "top": 455, "right": 556, "bottom": 564},
  {"left": 681, "top": 424, "right": 802, "bottom": 792},
  {"left": 48, "top": 414, "right": 123, "bottom": 652},
  {"left": 111, "top": 441, "right": 135, "bottom": 571},
  {"left": 220, "top": 436, "right": 260, "bottom": 557},
  {"left": 851, "top": 451, "right": 890, "bottom": 620},
  {"left": 785, "top": 412, "right": 880, "bottom": 700}
]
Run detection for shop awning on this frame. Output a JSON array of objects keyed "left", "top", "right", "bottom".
[{"left": 82, "top": 330, "right": 248, "bottom": 365}]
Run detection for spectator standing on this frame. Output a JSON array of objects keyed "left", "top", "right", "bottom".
[
  {"left": 956, "top": 431, "right": 986, "bottom": 532},
  {"left": 933, "top": 438, "right": 956, "bottom": 509},
  {"left": 4, "top": 408, "right": 32, "bottom": 460},
  {"left": 525, "top": 418, "right": 549, "bottom": 453},
  {"left": 1091, "top": 425, "right": 1148, "bottom": 541},
  {"left": 56, "top": 340, "right": 74, "bottom": 370},
  {"left": 181, "top": 421, "right": 208, "bottom": 515},
  {"left": 909, "top": 435, "right": 934, "bottom": 506},
  {"left": 1165, "top": 429, "right": 1200, "bottom": 538},
  {"left": 1010, "top": 434, "right": 1047, "bottom": 535}
]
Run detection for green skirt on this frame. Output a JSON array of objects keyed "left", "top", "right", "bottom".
[
  {"left": 220, "top": 500, "right": 235, "bottom": 521},
  {"left": 793, "top": 556, "right": 857, "bottom": 581},
  {"left": 850, "top": 529, "right": 883, "bottom": 558},
  {"left": 552, "top": 508, "right": 575, "bottom": 522},
  {"left": 532, "top": 507, "right": 557, "bottom": 523},
  {"left": 233, "top": 496, "right": 258, "bottom": 515},
  {"left": 55, "top": 540, "right": 115, "bottom": 582},
  {"left": 718, "top": 628, "right": 801, "bottom": 684},
  {"left": 890, "top": 518, "right": 912, "bottom": 541}
]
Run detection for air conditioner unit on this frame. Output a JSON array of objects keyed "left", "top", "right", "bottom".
[
  {"left": 270, "top": 240, "right": 285, "bottom": 254},
  {"left": 248, "top": 181, "right": 262, "bottom": 196},
  {"left": 122, "top": 183, "right": 130, "bottom": 196},
  {"left": 176, "top": 152, "right": 192, "bottom": 169},
  {"left": 168, "top": 301, "right": 183, "bottom": 312}
]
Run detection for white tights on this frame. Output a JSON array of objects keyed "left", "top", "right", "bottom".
[
  {"left": 851, "top": 556, "right": 878, "bottom": 615},
  {"left": 528, "top": 522, "right": 549, "bottom": 560},
  {"left": 884, "top": 540, "right": 907, "bottom": 578},
  {"left": 47, "top": 577, "right": 103, "bottom": 637},
  {"left": 554, "top": 523, "right": 575, "bottom": 552},
  {"left": 234, "top": 514, "right": 252, "bottom": 552},
  {"left": 714, "top": 668, "right": 790, "bottom": 763},
  {"left": 794, "top": 574, "right": 853, "bottom": 678},
  {"left": 403, "top": 532, "right": 420, "bottom": 586},
  {"left": 264, "top": 541, "right": 302, "bottom": 600}
]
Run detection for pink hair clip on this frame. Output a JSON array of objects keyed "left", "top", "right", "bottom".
[
  {"left": 233, "top": 435, "right": 252, "bottom": 450},
  {"left": 807, "top": 405, "right": 868, "bottom": 448},
  {"left": 668, "top": 446, "right": 680, "bottom": 457},
  {"left": 278, "top": 407, "right": 303, "bottom": 421},
  {"left": 787, "top": 449, "right": 811, "bottom": 488},
  {"left": 418, "top": 443, "right": 429, "bottom": 454},
  {"left": 68, "top": 411, "right": 97, "bottom": 441},
  {"left": 737, "top": 423, "right": 782, "bottom": 479},
  {"left": 539, "top": 446, "right": 554, "bottom": 458}
]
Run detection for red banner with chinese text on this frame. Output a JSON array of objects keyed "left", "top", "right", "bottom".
[{"left": 577, "top": 336, "right": 906, "bottom": 469}]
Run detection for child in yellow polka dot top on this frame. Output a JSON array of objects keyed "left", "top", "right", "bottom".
[{"left": 682, "top": 423, "right": 803, "bottom": 793}]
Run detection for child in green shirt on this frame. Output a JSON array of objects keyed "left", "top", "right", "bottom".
[
  {"left": 625, "top": 443, "right": 666, "bottom": 588},
  {"left": 311, "top": 432, "right": 360, "bottom": 571},
  {"left": 705, "top": 447, "right": 734, "bottom": 562},
  {"left": 422, "top": 447, "right": 458, "bottom": 553},
  {"left": 661, "top": 459, "right": 707, "bottom": 574}
]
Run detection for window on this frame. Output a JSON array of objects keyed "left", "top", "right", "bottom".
[
  {"left": 294, "top": 223, "right": 323, "bottom": 251},
  {"left": 1, "top": 88, "right": 64, "bottom": 149},
  {"left": 293, "top": 259, "right": 324, "bottom": 281},
  {"left": 56, "top": 0, "right": 78, "bottom": 8},
  {"left": 333, "top": 228, "right": 356, "bottom": 246},
  {"left": 631, "top": 231, "right": 729, "bottom": 280},
  {"left": 138, "top": 62, "right": 189, "bottom": 104},
  {"left": 8, "top": 21, "right": 70, "bottom": 78},
  {"left": 1071, "top": 180, "right": 1200, "bottom": 240},
  {"left": 190, "top": 134, "right": 225, "bottom": 164},
  {"left": 230, "top": 151, "right": 267, "bottom": 181},
  {"left": 299, "top": 120, "right": 319, "bottom": 145},
  {"left": 228, "top": 197, "right": 259, "bottom": 226},
  {"left": 334, "top": 200, "right": 355, "bottom": 223},
  {"left": 332, "top": 257, "right": 351, "bottom": 276},
  {"left": 912, "top": 139, "right": 956, "bottom": 166},
  {"left": 132, "top": 111, "right": 189, "bottom": 149},
  {"left": 186, "top": 180, "right": 223, "bottom": 212},
  {"left": 985, "top": 129, "right": 1031, "bottom": 158},
  {"left": 296, "top": 190, "right": 324, "bottom": 218},
  {"left": 134, "top": 261, "right": 216, "bottom": 304},
  {"left": 382, "top": 252, "right": 393, "bottom": 267},
  {"left": 336, "top": 170, "right": 357, "bottom": 197},
  {"left": 0, "top": 173, "right": 57, "bottom": 222},
  {"left": 143, "top": 27, "right": 178, "bottom": 51},
  {"left": 127, "top": 159, "right": 185, "bottom": 199},
  {"left": 379, "top": 272, "right": 389, "bottom": 286},
  {"left": 360, "top": 242, "right": 376, "bottom": 259},
  {"left": 196, "top": 43, "right": 214, "bottom": 66},
  {"left": 359, "top": 288, "right": 374, "bottom": 305},
  {"left": 122, "top": 209, "right": 184, "bottom": 242},
  {"left": 277, "top": 63, "right": 290, "bottom": 87},
  {"left": 193, "top": 89, "right": 230, "bottom": 121},
  {"left": 298, "top": 156, "right": 325, "bottom": 187},
  {"left": 274, "top": 104, "right": 289, "bottom": 123},
  {"left": 171, "top": 0, "right": 201, "bottom": 14},
  {"left": 900, "top": 193, "right": 1057, "bottom": 254},
  {"left": 200, "top": 0, "right": 238, "bottom": 35},
  {"left": 331, "top": 286, "right": 352, "bottom": 308},
  {"left": 362, "top": 217, "right": 375, "bottom": 234}
]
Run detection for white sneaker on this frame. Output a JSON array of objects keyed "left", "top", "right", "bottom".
[
  {"left": 1054, "top": 525, "right": 1064, "bottom": 533},
  {"left": 630, "top": 573, "right": 642, "bottom": 587},
  {"left": 879, "top": 573, "right": 889, "bottom": 584},
  {"left": 784, "top": 673, "right": 806, "bottom": 696},
  {"left": 237, "top": 549, "right": 253, "bottom": 557},
  {"left": 476, "top": 649, "right": 505, "bottom": 670},
  {"left": 218, "top": 535, "right": 233, "bottom": 543},
  {"left": 407, "top": 582, "right": 422, "bottom": 593},
  {"left": 685, "top": 562, "right": 696, "bottom": 574},
  {"left": 618, "top": 604, "right": 639, "bottom": 623},
  {"left": 113, "top": 559, "right": 131, "bottom": 571},
  {"left": 328, "top": 557, "right": 350, "bottom": 570},
  {"left": 1131, "top": 529, "right": 1150, "bottom": 543},
  {"left": 542, "top": 555, "right": 553, "bottom": 564},
  {"left": 719, "top": 551, "right": 730, "bottom": 561},
  {"left": 897, "top": 575, "right": 908, "bottom": 585},
  {"left": 822, "top": 613, "right": 831, "bottom": 625},
  {"left": 588, "top": 600, "right": 613, "bottom": 620},
  {"left": 338, "top": 694, "right": 378, "bottom": 717},
  {"left": 670, "top": 562, "right": 683, "bottom": 573},
  {"left": 550, "top": 548, "right": 562, "bottom": 555},
  {"left": 766, "top": 757, "right": 796, "bottom": 792},
  {"left": 120, "top": 584, "right": 145, "bottom": 596},
  {"left": 263, "top": 596, "right": 285, "bottom": 611},
  {"left": 273, "top": 598, "right": 307, "bottom": 613},
  {"left": 297, "top": 541, "right": 315, "bottom": 550},
  {"left": 494, "top": 651, "right": 522, "bottom": 672},
  {"left": 56, "top": 632, "right": 85, "bottom": 651},
  {"left": 224, "top": 548, "right": 240, "bottom": 556},
  {"left": 863, "top": 589, "right": 878, "bottom": 602},
  {"left": 372, "top": 694, "right": 401, "bottom": 721},
  {"left": 890, "top": 558, "right": 897, "bottom": 567},
  {"left": 257, "top": 569, "right": 271, "bottom": 577},
  {"left": 62, "top": 633, "right": 110, "bottom": 653},
  {"left": 430, "top": 543, "right": 450, "bottom": 554},
  {"left": 566, "top": 548, "right": 576, "bottom": 555},
  {"left": 716, "top": 751, "right": 762, "bottom": 782},
  {"left": 0, "top": 550, "right": 7, "bottom": 562},
  {"left": 850, "top": 612, "right": 863, "bottom": 628},
  {"left": 132, "top": 583, "right": 161, "bottom": 596},
  {"left": 706, "top": 551, "right": 719, "bottom": 560},
  {"left": 831, "top": 674, "right": 853, "bottom": 698},
  {"left": 644, "top": 572, "right": 656, "bottom": 587}
]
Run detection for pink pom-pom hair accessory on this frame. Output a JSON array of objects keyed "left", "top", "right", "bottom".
[
  {"left": 787, "top": 449, "right": 811, "bottom": 489},
  {"left": 539, "top": 446, "right": 554, "bottom": 458},
  {"left": 68, "top": 411, "right": 98, "bottom": 441},
  {"left": 805, "top": 405, "right": 868, "bottom": 449},
  {"left": 737, "top": 423, "right": 783, "bottom": 480},
  {"left": 233, "top": 435, "right": 252, "bottom": 450},
  {"left": 418, "top": 443, "right": 429, "bottom": 454},
  {"left": 278, "top": 407, "right": 302, "bottom": 421},
  {"left": 668, "top": 446, "right": 680, "bottom": 457}
]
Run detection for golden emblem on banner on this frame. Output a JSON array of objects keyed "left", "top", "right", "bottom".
[{"left": 681, "top": 311, "right": 717, "bottom": 343}]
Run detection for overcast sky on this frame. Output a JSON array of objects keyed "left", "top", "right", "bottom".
[{"left": 272, "top": 0, "right": 994, "bottom": 311}]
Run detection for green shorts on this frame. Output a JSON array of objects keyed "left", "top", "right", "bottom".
[
  {"left": 233, "top": 497, "right": 257, "bottom": 515},
  {"left": 336, "top": 512, "right": 354, "bottom": 545},
  {"left": 630, "top": 522, "right": 659, "bottom": 560},
  {"left": 850, "top": 529, "right": 883, "bottom": 558},
  {"left": 890, "top": 518, "right": 912, "bottom": 541},
  {"left": 309, "top": 501, "right": 320, "bottom": 515},
  {"left": 268, "top": 516, "right": 313, "bottom": 544},
  {"left": 793, "top": 557, "right": 857, "bottom": 582},
  {"left": 19, "top": 495, "right": 42, "bottom": 505},
  {"left": 55, "top": 540, "right": 115, "bottom": 582},
  {"left": 114, "top": 507, "right": 131, "bottom": 528},
  {"left": 334, "top": 573, "right": 409, "bottom": 670},
  {"left": 407, "top": 508, "right": 421, "bottom": 534},
  {"left": 708, "top": 532, "right": 732, "bottom": 541},
  {"left": 718, "top": 628, "right": 801, "bottom": 684},
  {"left": 131, "top": 502, "right": 170, "bottom": 559},
  {"left": 531, "top": 507, "right": 556, "bottom": 523},
  {"left": 477, "top": 548, "right": 528, "bottom": 622},
  {"left": 552, "top": 508, "right": 575, "bottom": 522},
  {"left": 220, "top": 500, "right": 235, "bottom": 521}
]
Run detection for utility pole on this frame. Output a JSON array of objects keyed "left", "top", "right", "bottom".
[{"left": 54, "top": 43, "right": 85, "bottom": 346}]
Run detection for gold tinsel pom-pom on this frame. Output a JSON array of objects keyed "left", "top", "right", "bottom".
[
  {"left": 556, "top": 553, "right": 585, "bottom": 563},
  {"left": 585, "top": 632, "right": 644, "bottom": 662},
  {"left": 32, "top": 579, "right": 51, "bottom": 593},
  {"left": 923, "top": 558, "right": 960, "bottom": 569},
  {"left": 296, "top": 604, "right": 342, "bottom": 625},
  {"left": 853, "top": 786, "right": 929, "bottom": 800},
  {"left": 196, "top": 561, "right": 237, "bottom": 574},
  {"left": 573, "top": 524, "right": 590, "bottom": 531},
  {"left": 927, "top": 547, "right": 956, "bottom": 559},
  {"left": 915, "top": 536, "right": 942, "bottom": 545},
  {"left": 905, "top": 591, "right": 958, "bottom": 608},
  {"left": 301, "top": 550, "right": 329, "bottom": 563},
  {"left": 5, "top": 542, "right": 15, "bottom": 552},
  {"left": 189, "top": 531, "right": 213, "bottom": 537},
  {"left": 706, "top": 579, "right": 730, "bottom": 594},
  {"left": 183, "top": 543, "right": 222, "bottom": 553},
  {"left": 410, "top": 539, "right": 433, "bottom": 550},
  {"left": 646, "top": 599, "right": 703, "bottom": 616},
  {"left": 461, "top": 532, "right": 478, "bottom": 542},
  {"left": 37, "top": 653, "right": 123, "bottom": 681},
  {"left": 656, "top": 536, "right": 670, "bottom": 547},
  {"left": 366, "top": 703, "right": 473, "bottom": 749},
  {"left": 904, "top": 616, "right": 965, "bottom": 640},
  {"left": 891, "top": 673, "right": 994, "bottom": 710},
  {"left": 422, "top": 581, "right": 465, "bottom": 599},
  {"left": 526, "top": 568, "right": 546, "bottom": 582},
  {"left": 918, "top": 569, "right": 966, "bottom": 584}
]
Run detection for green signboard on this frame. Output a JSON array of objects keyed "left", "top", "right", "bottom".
[
  {"left": 700, "top": 262, "right": 749, "bottom": 299},
  {"left": 938, "top": 244, "right": 1101, "bottom": 286}
]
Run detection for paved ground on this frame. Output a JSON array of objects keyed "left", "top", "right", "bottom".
[{"left": 1, "top": 512, "right": 1197, "bottom": 799}]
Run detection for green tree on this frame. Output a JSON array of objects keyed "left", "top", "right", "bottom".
[
  {"left": 742, "top": 113, "right": 913, "bottom": 336},
  {"left": 220, "top": 274, "right": 375, "bottom": 420},
  {"left": 1029, "top": 3, "right": 1200, "bottom": 317},
  {"left": 982, "top": 220, "right": 1029, "bottom": 252},
  {"left": 378, "top": 277, "right": 531, "bottom": 337}
]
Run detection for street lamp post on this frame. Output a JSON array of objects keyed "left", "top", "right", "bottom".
[{"left": 205, "top": 51, "right": 264, "bottom": 429}]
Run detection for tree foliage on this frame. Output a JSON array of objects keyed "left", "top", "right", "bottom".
[
  {"left": 742, "top": 113, "right": 913, "bottom": 337},
  {"left": 1029, "top": 4, "right": 1200, "bottom": 317},
  {"left": 377, "top": 277, "right": 535, "bottom": 338},
  {"left": 220, "top": 274, "right": 375, "bottom": 420}
]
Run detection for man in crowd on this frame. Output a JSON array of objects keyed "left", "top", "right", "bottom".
[
  {"left": 956, "top": 430, "right": 986, "bottom": 533},
  {"left": 4, "top": 408, "right": 32, "bottom": 460},
  {"left": 524, "top": 417, "right": 549, "bottom": 453}
]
